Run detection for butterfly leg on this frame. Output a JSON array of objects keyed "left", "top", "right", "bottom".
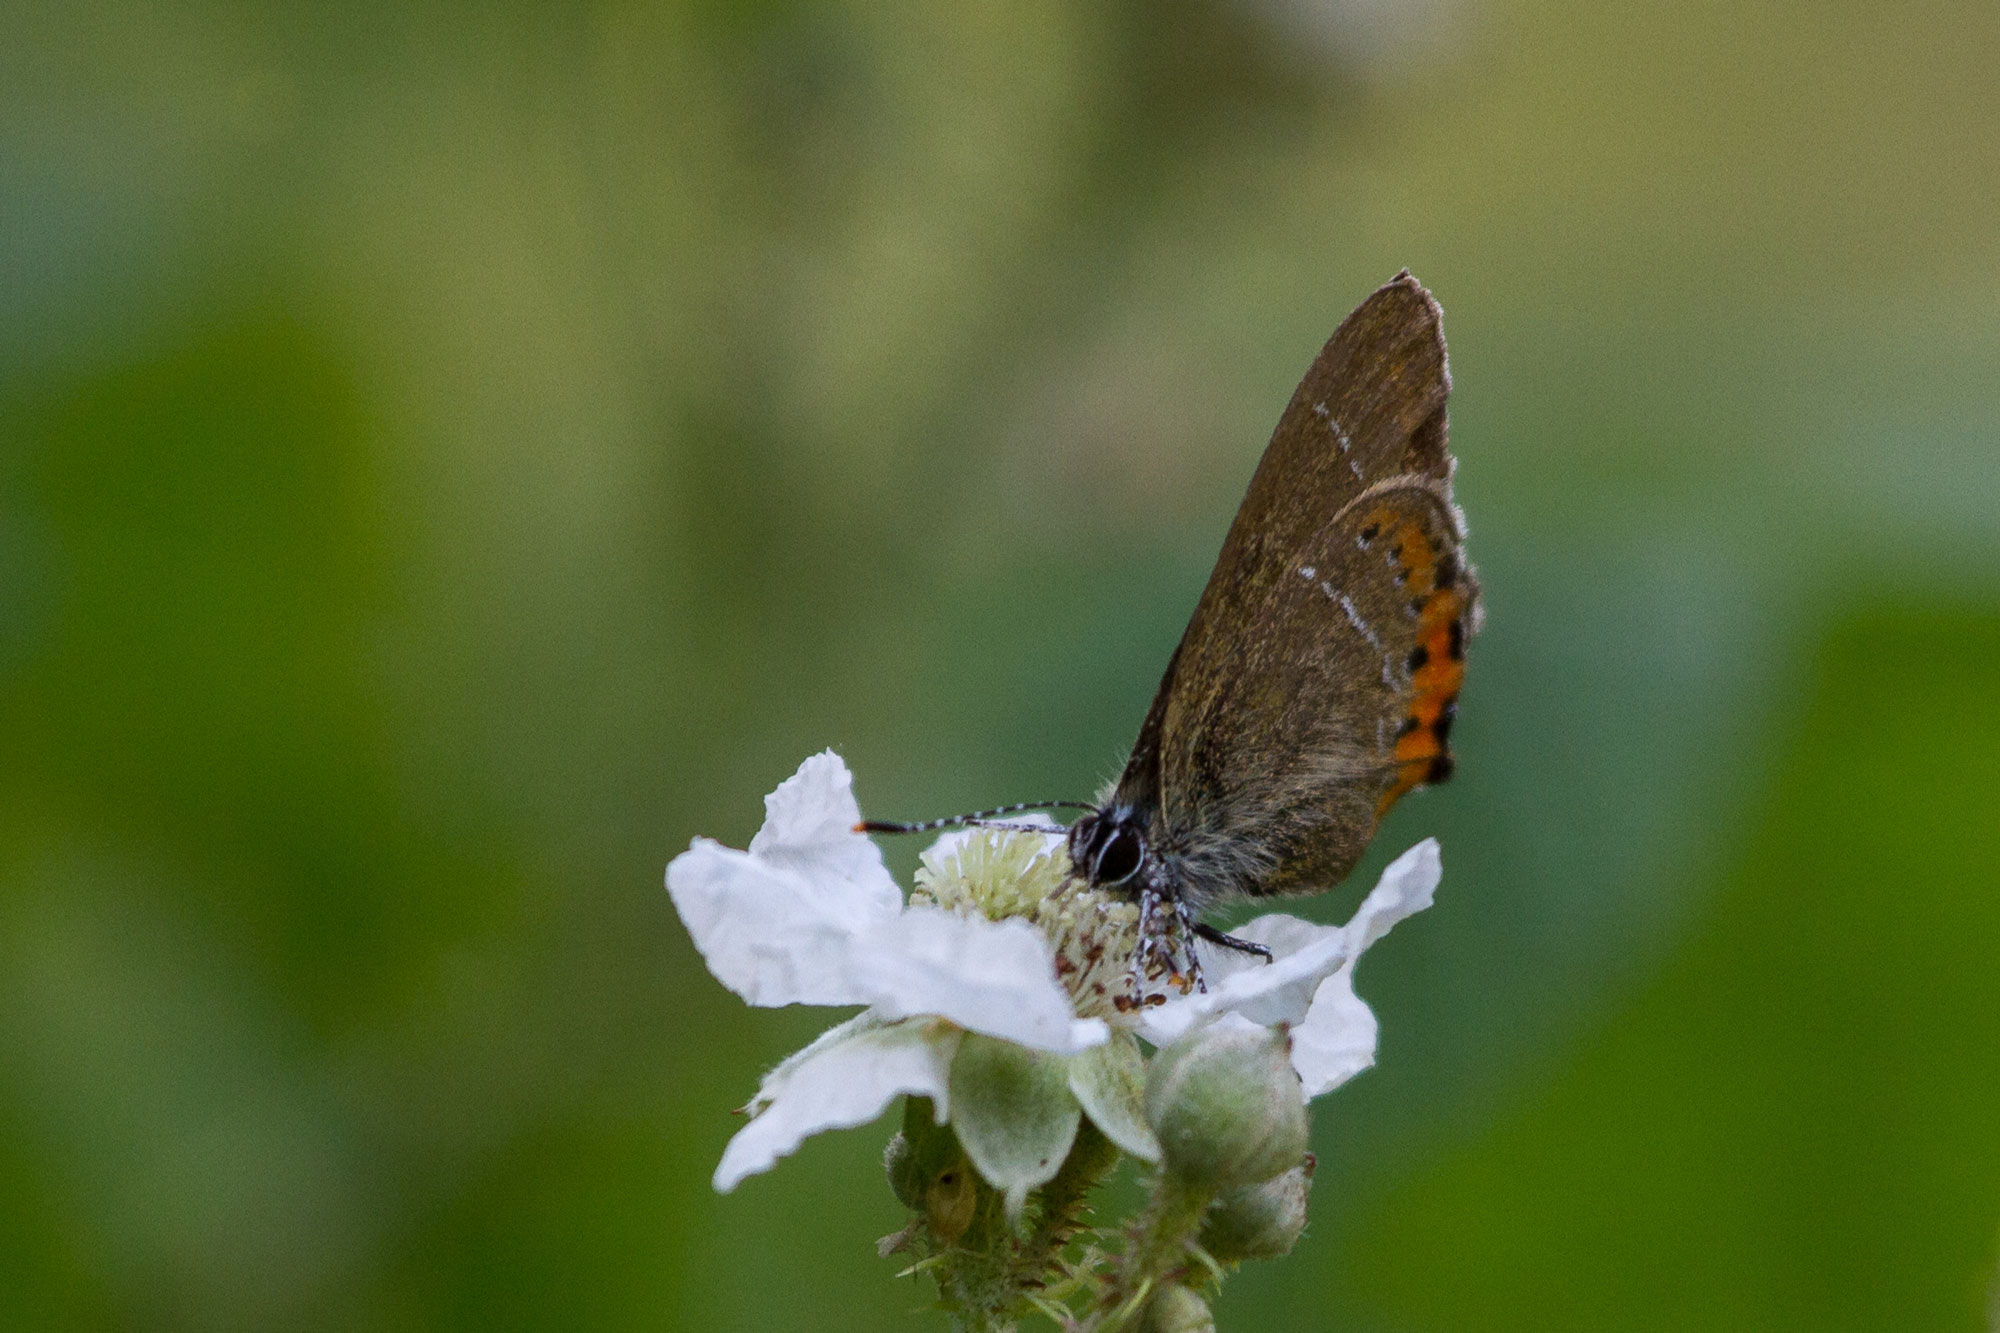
[
  {"left": 1170, "top": 898, "right": 1210, "bottom": 993},
  {"left": 1134, "top": 887, "right": 1202, "bottom": 991},
  {"left": 1133, "top": 886, "right": 1161, "bottom": 976},
  {"left": 1191, "top": 921, "right": 1274, "bottom": 963}
]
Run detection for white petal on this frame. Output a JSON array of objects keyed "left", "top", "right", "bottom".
[
  {"left": 713, "top": 1017, "right": 960, "bottom": 1191},
  {"left": 1133, "top": 918, "right": 1344, "bottom": 1047},
  {"left": 1135, "top": 839, "right": 1442, "bottom": 1065},
  {"left": 667, "top": 839, "right": 871, "bottom": 1007},
  {"left": 852, "top": 906, "right": 1108, "bottom": 1054},
  {"left": 740, "top": 1010, "right": 885, "bottom": 1117},
  {"left": 1343, "top": 837, "right": 1441, "bottom": 952},
  {"left": 748, "top": 751, "right": 903, "bottom": 923},
  {"left": 1192, "top": 914, "right": 1337, "bottom": 992},
  {"left": 1288, "top": 963, "right": 1379, "bottom": 1098},
  {"left": 665, "top": 752, "right": 902, "bottom": 1008}
]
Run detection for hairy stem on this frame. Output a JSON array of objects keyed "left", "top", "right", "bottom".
[
  {"left": 932, "top": 1175, "right": 1021, "bottom": 1333},
  {"left": 1077, "top": 1175, "right": 1214, "bottom": 1332},
  {"left": 1010, "top": 1120, "right": 1120, "bottom": 1294}
]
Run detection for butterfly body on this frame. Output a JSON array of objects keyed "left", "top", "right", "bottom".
[{"left": 1066, "top": 272, "right": 1478, "bottom": 924}]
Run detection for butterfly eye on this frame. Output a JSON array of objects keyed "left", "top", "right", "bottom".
[{"left": 1091, "top": 825, "right": 1146, "bottom": 886}]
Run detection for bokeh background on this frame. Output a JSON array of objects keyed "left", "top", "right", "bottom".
[{"left": 5, "top": 1, "right": 2000, "bottom": 1328}]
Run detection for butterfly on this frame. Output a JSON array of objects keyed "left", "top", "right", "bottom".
[{"left": 872, "top": 272, "right": 1478, "bottom": 976}]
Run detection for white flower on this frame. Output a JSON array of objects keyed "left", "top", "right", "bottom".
[
  {"left": 666, "top": 751, "right": 1108, "bottom": 1190},
  {"left": 665, "top": 751, "right": 1441, "bottom": 1191}
]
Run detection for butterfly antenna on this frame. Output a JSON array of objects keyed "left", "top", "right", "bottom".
[{"left": 855, "top": 800, "right": 1096, "bottom": 836}]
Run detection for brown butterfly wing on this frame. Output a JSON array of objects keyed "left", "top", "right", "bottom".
[{"left": 1113, "top": 272, "right": 1478, "bottom": 903}]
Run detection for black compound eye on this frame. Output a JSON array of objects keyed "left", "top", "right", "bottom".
[{"left": 1091, "top": 825, "right": 1145, "bottom": 886}]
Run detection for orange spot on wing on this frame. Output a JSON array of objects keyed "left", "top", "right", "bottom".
[{"left": 1374, "top": 521, "right": 1469, "bottom": 818}]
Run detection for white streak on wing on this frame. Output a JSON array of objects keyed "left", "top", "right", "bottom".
[
  {"left": 1299, "top": 565, "right": 1317, "bottom": 580},
  {"left": 1314, "top": 402, "right": 1366, "bottom": 481},
  {"left": 1334, "top": 591, "right": 1383, "bottom": 651}
]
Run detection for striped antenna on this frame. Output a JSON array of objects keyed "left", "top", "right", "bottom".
[{"left": 855, "top": 800, "right": 1096, "bottom": 836}]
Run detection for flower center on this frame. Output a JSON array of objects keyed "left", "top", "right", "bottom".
[{"left": 911, "top": 829, "right": 1192, "bottom": 1021}]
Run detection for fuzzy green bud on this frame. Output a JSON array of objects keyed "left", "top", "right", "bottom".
[
  {"left": 1144, "top": 1022, "right": 1308, "bottom": 1191},
  {"left": 1139, "top": 1284, "right": 1216, "bottom": 1333},
  {"left": 1199, "top": 1154, "right": 1315, "bottom": 1262}
]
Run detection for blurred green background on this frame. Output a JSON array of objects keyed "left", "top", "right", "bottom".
[{"left": 4, "top": 1, "right": 1999, "bottom": 1328}]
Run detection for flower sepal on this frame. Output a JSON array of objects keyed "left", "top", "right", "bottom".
[
  {"left": 947, "top": 1033, "right": 1083, "bottom": 1218},
  {"left": 1066, "top": 1029, "right": 1160, "bottom": 1163},
  {"left": 1139, "top": 1284, "right": 1217, "bottom": 1333},
  {"left": 1200, "top": 1155, "right": 1314, "bottom": 1262}
]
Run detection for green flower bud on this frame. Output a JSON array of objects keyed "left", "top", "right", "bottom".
[
  {"left": 1144, "top": 1022, "right": 1308, "bottom": 1192},
  {"left": 1139, "top": 1284, "right": 1216, "bottom": 1333},
  {"left": 1199, "top": 1154, "right": 1315, "bottom": 1262}
]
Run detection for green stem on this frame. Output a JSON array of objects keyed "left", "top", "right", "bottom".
[
  {"left": 1010, "top": 1120, "right": 1120, "bottom": 1295},
  {"left": 932, "top": 1176, "right": 1020, "bottom": 1333},
  {"left": 937, "top": 1123, "right": 1123, "bottom": 1330},
  {"left": 1079, "top": 1174, "right": 1214, "bottom": 1331}
]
